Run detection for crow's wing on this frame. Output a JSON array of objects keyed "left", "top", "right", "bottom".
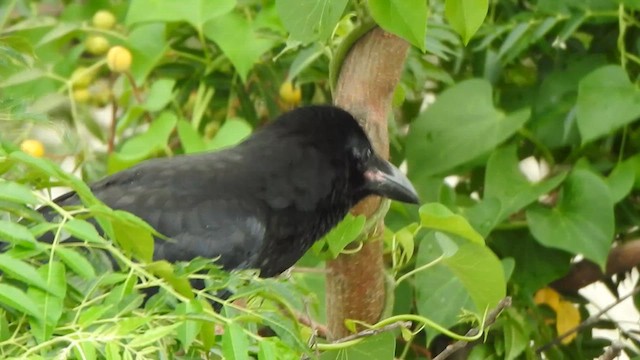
[{"left": 53, "top": 151, "right": 268, "bottom": 270}]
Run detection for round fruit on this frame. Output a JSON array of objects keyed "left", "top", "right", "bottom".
[
  {"left": 85, "top": 35, "right": 110, "bottom": 55},
  {"left": 279, "top": 81, "right": 302, "bottom": 104},
  {"left": 92, "top": 10, "right": 116, "bottom": 30},
  {"left": 106, "top": 46, "right": 132, "bottom": 73},
  {"left": 70, "top": 67, "right": 94, "bottom": 88},
  {"left": 20, "top": 139, "right": 45, "bottom": 158},
  {"left": 73, "top": 88, "right": 91, "bottom": 103}
]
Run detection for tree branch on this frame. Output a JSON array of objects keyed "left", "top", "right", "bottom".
[
  {"left": 432, "top": 297, "right": 512, "bottom": 360},
  {"left": 598, "top": 343, "right": 623, "bottom": 360},
  {"left": 536, "top": 286, "right": 640, "bottom": 354},
  {"left": 552, "top": 239, "right": 640, "bottom": 294},
  {"left": 326, "top": 26, "right": 409, "bottom": 340}
]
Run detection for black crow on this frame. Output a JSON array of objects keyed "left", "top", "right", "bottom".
[{"left": 46, "top": 105, "right": 419, "bottom": 278}]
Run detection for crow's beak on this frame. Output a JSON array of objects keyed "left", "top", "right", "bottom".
[{"left": 364, "top": 156, "right": 419, "bottom": 204}]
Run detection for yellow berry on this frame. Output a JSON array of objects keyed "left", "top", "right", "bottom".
[
  {"left": 70, "top": 67, "right": 95, "bottom": 88},
  {"left": 73, "top": 88, "right": 91, "bottom": 103},
  {"left": 20, "top": 139, "right": 45, "bottom": 158},
  {"left": 92, "top": 10, "right": 116, "bottom": 30},
  {"left": 106, "top": 46, "right": 132, "bottom": 73},
  {"left": 85, "top": 35, "right": 110, "bottom": 55},
  {"left": 279, "top": 81, "right": 302, "bottom": 104}
]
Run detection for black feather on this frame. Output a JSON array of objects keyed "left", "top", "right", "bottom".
[
  {"left": 45, "top": 106, "right": 372, "bottom": 275},
  {"left": 37, "top": 105, "right": 418, "bottom": 305}
]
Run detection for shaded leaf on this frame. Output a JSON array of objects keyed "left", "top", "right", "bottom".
[
  {"left": 56, "top": 247, "right": 96, "bottom": 280},
  {"left": 576, "top": 65, "right": 640, "bottom": 143},
  {"left": 526, "top": 169, "right": 614, "bottom": 269},
  {"left": 406, "top": 79, "right": 530, "bottom": 178}
]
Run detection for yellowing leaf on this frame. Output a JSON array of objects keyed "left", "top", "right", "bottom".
[
  {"left": 556, "top": 300, "right": 580, "bottom": 344},
  {"left": 534, "top": 287, "right": 561, "bottom": 311}
]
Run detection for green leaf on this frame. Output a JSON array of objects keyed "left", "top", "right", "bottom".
[
  {"left": 445, "top": 0, "right": 489, "bottom": 45},
  {"left": 146, "top": 260, "right": 194, "bottom": 299},
  {"left": 127, "top": 23, "right": 169, "bottom": 84},
  {"left": 415, "top": 232, "right": 505, "bottom": 344},
  {"left": 203, "top": 12, "right": 278, "bottom": 82},
  {"left": 109, "top": 111, "right": 177, "bottom": 172},
  {"left": 105, "top": 343, "right": 122, "bottom": 360},
  {"left": 503, "top": 309, "right": 528, "bottom": 360},
  {"left": 0, "top": 181, "right": 37, "bottom": 204},
  {"left": 368, "top": 0, "right": 427, "bottom": 51},
  {"left": 0, "top": 284, "right": 44, "bottom": 321},
  {"left": 128, "top": 323, "right": 181, "bottom": 348},
  {"left": 126, "top": 0, "right": 236, "bottom": 28},
  {"left": 64, "top": 219, "right": 104, "bottom": 244},
  {"left": 463, "top": 197, "right": 502, "bottom": 238},
  {"left": 323, "top": 215, "right": 366, "bottom": 257},
  {"left": 419, "top": 203, "right": 484, "bottom": 244},
  {"left": 258, "top": 340, "right": 277, "bottom": 360},
  {"left": 78, "top": 304, "right": 113, "bottom": 327},
  {"left": 74, "top": 342, "right": 97, "bottom": 360},
  {"left": 530, "top": 56, "right": 605, "bottom": 148},
  {"left": 287, "top": 43, "right": 324, "bottom": 81},
  {"left": 0, "top": 254, "right": 62, "bottom": 297},
  {"left": 606, "top": 160, "right": 636, "bottom": 203},
  {"left": 112, "top": 211, "right": 155, "bottom": 263},
  {"left": 8, "top": 152, "right": 94, "bottom": 201},
  {"left": 320, "top": 331, "right": 396, "bottom": 360},
  {"left": 37, "top": 23, "right": 79, "bottom": 46},
  {"left": 143, "top": 78, "right": 175, "bottom": 112},
  {"left": 526, "top": 169, "right": 614, "bottom": 269},
  {"left": 207, "top": 118, "right": 253, "bottom": 151},
  {"left": 484, "top": 145, "right": 567, "bottom": 222},
  {"left": 177, "top": 120, "right": 206, "bottom": 154},
  {"left": 222, "top": 322, "right": 249, "bottom": 360},
  {"left": 28, "top": 262, "right": 65, "bottom": 342},
  {"left": 276, "top": 0, "right": 348, "bottom": 45},
  {"left": 406, "top": 79, "right": 530, "bottom": 178},
  {"left": 56, "top": 247, "right": 96, "bottom": 280},
  {"left": 576, "top": 65, "right": 640, "bottom": 144},
  {"left": 492, "top": 233, "right": 571, "bottom": 296},
  {"left": 0, "top": 220, "right": 37, "bottom": 247},
  {"left": 176, "top": 301, "right": 203, "bottom": 351}
]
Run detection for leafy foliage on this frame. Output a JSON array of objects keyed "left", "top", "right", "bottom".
[{"left": 1, "top": 0, "right": 640, "bottom": 359}]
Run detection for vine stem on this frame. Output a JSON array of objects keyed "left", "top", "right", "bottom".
[{"left": 433, "top": 297, "right": 512, "bottom": 360}]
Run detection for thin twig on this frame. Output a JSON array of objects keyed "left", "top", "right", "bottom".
[
  {"left": 537, "top": 286, "right": 640, "bottom": 354},
  {"left": 433, "top": 297, "right": 512, "bottom": 360},
  {"left": 108, "top": 73, "right": 118, "bottom": 154},
  {"left": 290, "top": 307, "right": 330, "bottom": 339},
  {"left": 599, "top": 343, "right": 623, "bottom": 360},
  {"left": 333, "top": 320, "right": 412, "bottom": 344}
]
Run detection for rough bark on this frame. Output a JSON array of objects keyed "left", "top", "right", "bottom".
[{"left": 326, "top": 27, "right": 409, "bottom": 340}]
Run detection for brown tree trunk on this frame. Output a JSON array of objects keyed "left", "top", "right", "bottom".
[{"left": 326, "top": 27, "right": 410, "bottom": 340}]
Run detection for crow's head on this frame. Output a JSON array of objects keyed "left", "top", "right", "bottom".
[{"left": 269, "top": 105, "right": 419, "bottom": 206}]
